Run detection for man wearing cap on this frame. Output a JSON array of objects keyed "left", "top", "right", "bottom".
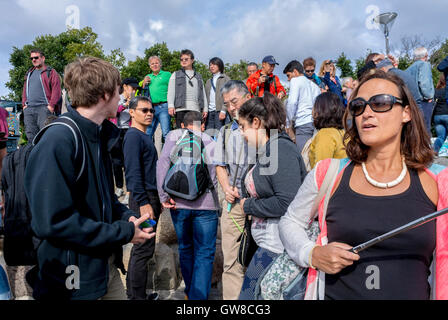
[
  {"left": 140, "top": 56, "right": 172, "bottom": 142},
  {"left": 246, "top": 56, "right": 286, "bottom": 99}
]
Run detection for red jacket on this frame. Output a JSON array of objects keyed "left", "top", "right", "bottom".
[
  {"left": 22, "top": 66, "right": 62, "bottom": 108},
  {"left": 246, "top": 70, "right": 286, "bottom": 97}
]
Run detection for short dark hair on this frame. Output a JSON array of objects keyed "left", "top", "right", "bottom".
[
  {"left": 313, "top": 92, "right": 345, "bottom": 130},
  {"left": 238, "top": 93, "right": 286, "bottom": 136},
  {"left": 209, "top": 57, "right": 224, "bottom": 73},
  {"left": 365, "top": 52, "right": 380, "bottom": 64},
  {"left": 248, "top": 62, "right": 258, "bottom": 68},
  {"left": 30, "top": 49, "right": 45, "bottom": 57},
  {"left": 129, "top": 96, "right": 151, "bottom": 110},
  {"left": 303, "top": 57, "right": 316, "bottom": 68},
  {"left": 283, "top": 60, "right": 304, "bottom": 75},
  {"left": 180, "top": 49, "right": 195, "bottom": 60},
  {"left": 182, "top": 111, "right": 202, "bottom": 126}
]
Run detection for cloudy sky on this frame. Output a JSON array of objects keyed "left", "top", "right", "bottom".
[{"left": 1, "top": 0, "right": 447, "bottom": 97}]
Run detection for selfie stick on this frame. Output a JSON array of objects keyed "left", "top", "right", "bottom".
[{"left": 349, "top": 207, "right": 448, "bottom": 254}]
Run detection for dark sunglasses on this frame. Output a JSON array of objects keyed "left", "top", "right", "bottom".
[
  {"left": 349, "top": 94, "right": 404, "bottom": 117},
  {"left": 136, "top": 107, "right": 155, "bottom": 114},
  {"left": 305, "top": 69, "right": 315, "bottom": 73},
  {"left": 30, "top": 56, "right": 40, "bottom": 60}
]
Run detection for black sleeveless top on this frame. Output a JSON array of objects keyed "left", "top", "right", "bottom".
[{"left": 324, "top": 162, "right": 436, "bottom": 300}]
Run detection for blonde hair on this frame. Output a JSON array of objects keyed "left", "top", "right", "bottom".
[
  {"left": 318, "top": 60, "right": 336, "bottom": 77},
  {"left": 64, "top": 57, "right": 121, "bottom": 108}
]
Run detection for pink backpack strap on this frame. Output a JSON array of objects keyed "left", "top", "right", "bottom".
[{"left": 429, "top": 166, "right": 448, "bottom": 299}]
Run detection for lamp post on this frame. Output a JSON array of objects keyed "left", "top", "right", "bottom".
[{"left": 374, "top": 12, "right": 398, "bottom": 55}]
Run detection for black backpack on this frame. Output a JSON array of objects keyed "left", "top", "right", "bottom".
[
  {"left": 1, "top": 116, "right": 86, "bottom": 266},
  {"left": 163, "top": 130, "right": 213, "bottom": 201}
]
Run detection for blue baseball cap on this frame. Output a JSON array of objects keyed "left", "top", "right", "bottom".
[{"left": 262, "top": 55, "right": 279, "bottom": 65}]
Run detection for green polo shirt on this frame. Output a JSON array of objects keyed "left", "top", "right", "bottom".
[{"left": 139, "top": 70, "right": 171, "bottom": 104}]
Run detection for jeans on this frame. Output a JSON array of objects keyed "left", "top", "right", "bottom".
[
  {"left": 205, "top": 111, "right": 228, "bottom": 139},
  {"left": 170, "top": 209, "right": 218, "bottom": 300},
  {"left": 295, "top": 122, "right": 315, "bottom": 154},
  {"left": 419, "top": 101, "right": 435, "bottom": 136},
  {"left": 145, "top": 103, "right": 171, "bottom": 142},
  {"left": 23, "top": 105, "right": 52, "bottom": 142},
  {"left": 434, "top": 115, "right": 448, "bottom": 153}
]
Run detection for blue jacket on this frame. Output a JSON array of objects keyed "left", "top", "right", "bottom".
[
  {"left": 389, "top": 68, "right": 423, "bottom": 105},
  {"left": 323, "top": 72, "right": 346, "bottom": 106},
  {"left": 406, "top": 60, "right": 435, "bottom": 100},
  {"left": 437, "top": 56, "right": 448, "bottom": 103},
  {"left": 24, "top": 109, "right": 137, "bottom": 300}
]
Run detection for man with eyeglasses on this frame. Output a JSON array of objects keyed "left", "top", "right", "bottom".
[
  {"left": 22, "top": 49, "right": 61, "bottom": 142},
  {"left": 303, "top": 57, "right": 326, "bottom": 92},
  {"left": 140, "top": 56, "right": 172, "bottom": 143},
  {"left": 167, "top": 49, "right": 208, "bottom": 129},
  {"left": 283, "top": 60, "right": 321, "bottom": 152},
  {"left": 214, "top": 80, "right": 254, "bottom": 300},
  {"left": 123, "top": 96, "right": 160, "bottom": 300}
]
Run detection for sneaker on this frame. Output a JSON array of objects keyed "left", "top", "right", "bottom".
[
  {"left": 146, "top": 292, "right": 159, "bottom": 300},
  {"left": 115, "top": 188, "right": 124, "bottom": 198}
]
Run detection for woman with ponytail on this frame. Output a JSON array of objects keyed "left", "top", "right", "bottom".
[{"left": 237, "top": 93, "right": 308, "bottom": 299}]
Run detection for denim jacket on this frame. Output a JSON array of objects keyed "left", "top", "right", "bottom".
[{"left": 407, "top": 60, "right": 435, "bottom": 100}]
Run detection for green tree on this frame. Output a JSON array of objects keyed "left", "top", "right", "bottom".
[
  {"left": 224, "top": 60, "right": 251, "bottom": 81},
  {"left": 121, "top": 42, "right": 211, "bottom": 82},
  {"left": 336, "top": 52, "right": 354, "bottom": 78},
  {"left": 5, "top": 27, "right": 124, "bottom": 102},
  {"left": 430, "top": 38, "right": 448, "bottom": 86}
]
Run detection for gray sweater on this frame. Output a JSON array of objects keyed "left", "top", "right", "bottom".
[{"left": 167, "top": 70, "right": 208, "bottom": 113}]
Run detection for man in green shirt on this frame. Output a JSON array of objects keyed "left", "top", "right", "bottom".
[{"left": 140, "top": 56, "right": 171, "bottom": 141}]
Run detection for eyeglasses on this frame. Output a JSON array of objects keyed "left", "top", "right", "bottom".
[
  {"left": 349, "top": 94, "right": 404, "bottom": 117},
  {"left": 30, "top": 56, "right": 40, "bottom": 60},
  {"left": 305, "top": 69, "right": 315, "bottom": 73},
  {"left": 224, "top": 97, "right": 243, "bottom": 108},
  {"left": 180, "top": 58, "right": 190, "bottom": 62},
  {"left": 136, "top": 107, "right": 155, "bottom": 114}
]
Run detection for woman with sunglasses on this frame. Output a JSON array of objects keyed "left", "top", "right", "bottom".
[
  {"left": 279, "top": 70, "right": 448, "bottom": 300},
  {"left": 122, "top": 96, "right": 161, "bottom": 300},
  {"left": 318, "top": 60, "right": 345, "bottom": 105}
]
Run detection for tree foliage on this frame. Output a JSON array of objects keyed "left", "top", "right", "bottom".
[
  {"left": 5, "top": 27, "right": 125, "bottom": 101},
  {"left": 336, "top": 52, "right": 354, "bottom": 78}
]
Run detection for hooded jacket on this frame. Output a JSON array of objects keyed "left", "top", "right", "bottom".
[{"left": 24, "top": 109, "right": 137, "bottom": 300}]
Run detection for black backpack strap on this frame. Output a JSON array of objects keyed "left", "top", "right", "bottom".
[{"left": 33, "top": 116, "right": 86, "bottom": 182}]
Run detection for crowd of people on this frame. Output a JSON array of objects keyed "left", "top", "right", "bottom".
[{"left": 1, "top": 45, "right": 448, "bottom": 301}]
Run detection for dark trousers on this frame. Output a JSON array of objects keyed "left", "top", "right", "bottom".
[
  {"left": 23, "top": 105, "right": 52, "bottom": 142},
  {"left": 126, "top": 190, "right": 161, "bottom": 300},
  {"left": 205, "top": 111, "right": 229, "bottom": 139},
  {"left": 419, "top": 101, "right": 435, "bottom": 136},
  {"left": 110, "top": 128, "right": 127, "bottom": 189}
]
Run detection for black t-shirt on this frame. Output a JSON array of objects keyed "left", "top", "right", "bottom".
[{"left": 324, "top": 162, "right": 436, "bottom": 300}]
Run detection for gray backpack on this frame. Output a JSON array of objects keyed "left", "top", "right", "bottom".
[{"left": 163, "top": 130, "right": 213, "bottom": 200}]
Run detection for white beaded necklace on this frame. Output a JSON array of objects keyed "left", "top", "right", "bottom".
[{"left": 361, "top": 158, "right": 407, "bottom": 189}]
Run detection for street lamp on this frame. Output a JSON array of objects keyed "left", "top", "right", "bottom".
[{"left": 374, "top": 12, "right": 398, "bottom": 55}]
